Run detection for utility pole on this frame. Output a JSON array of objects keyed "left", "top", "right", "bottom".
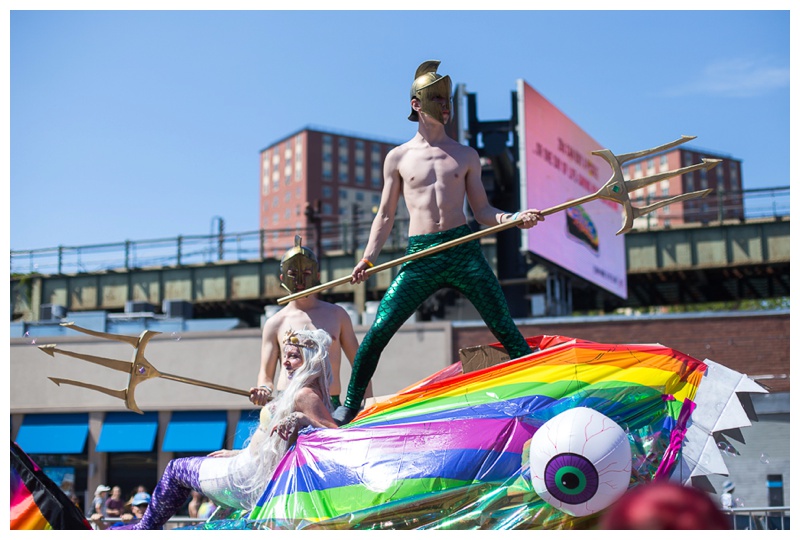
[{"left": 304, "top": 200, "right": 323, "bottom": 258}]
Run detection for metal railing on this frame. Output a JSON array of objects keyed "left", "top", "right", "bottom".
[
  {"left": 11, "top": 186, "right": 788, "bottom": 277},
  {"left": 90, "top": 515, "right": 209, "bottom": 530},
  {"left": 91, "top": 507, "right": 791, "bottom": 530},
  {"left": 725, "top": 506, "right": 790, "bottom": 530}
]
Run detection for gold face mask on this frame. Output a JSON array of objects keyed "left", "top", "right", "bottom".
[
  {"left": 280, "top": 236, "right": 320, "bottom": 294},
  {"left": 408, "top": 60, "right": 452, "bottom": 124}
]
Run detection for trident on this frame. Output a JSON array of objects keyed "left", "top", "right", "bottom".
[
  {"left": 278, "top": 135, "right": 719, "bottom": 305},
  {"left": 39, "top": 322, "right": 251, "bottom": 414}
]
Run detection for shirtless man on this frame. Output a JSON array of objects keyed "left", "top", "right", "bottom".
[
  {"left": 249, "top": 237, "right": 371, "bottom": 408},
  {"left": 332, "top": 60, "right": 544, "bottom": 425}
]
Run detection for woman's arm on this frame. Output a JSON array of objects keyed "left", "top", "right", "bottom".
[{"left": 272, "top": 387, "right": 338, "bottom": 440}]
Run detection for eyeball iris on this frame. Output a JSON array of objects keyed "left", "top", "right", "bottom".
[{"left": 545, "top": 453, "right": 598, "bottom": 504}]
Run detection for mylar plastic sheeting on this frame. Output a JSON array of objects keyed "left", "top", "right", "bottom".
[{"left": 195, "top": 335, "right": 708, "bottom": 530}]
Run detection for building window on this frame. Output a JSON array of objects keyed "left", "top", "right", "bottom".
[
  {"left": 659, "top": 154, "right": 669, "bottom": 172},
  {"left": 355, "top": 166, "right": 365, "bottom": 185},
  {"left": 322, "top": 186, "right": 333, "bottom": 198},
  {"left": 634, "top": 163, "right": 642, "bottom": 178},
  {"left": 284, "top": 192, "right": 291, "bottom": 203},
  {"left": 339, "top": 163, "right": 349, "bottom": 183},
  {"left": 262, "top": 154, "right": 271, "bottom": 195},
  {"left": 646, "top": 158, "right": 655, "bottom": 175},
  {"left": 356, "top": 191, "right": 365, "bottom": 202},
  {"left": 700, "top": 169, "right": 708, "bottom": 190},
  {"left": 371, "top": 164, "right": 382, "bottom": 188},
  {"left": 338, "top": 139, "right": 349, "bottom": 165},
  {"left": 323, "top": 135, "right": 333, "bottom": 163},
  {"left": 323, "top": 162, "right": 332, "bottom": 181},
  {"left": 685, "top": 175, "right": 694, "bottom": 192},
  {"left": 355, "top": 141, "right": 365, "bottom": 166},
  {"left": 322, "top": 203, "right": 333, "bottom": 216},
  {"left": 340, "top": 188, "right": 349, "bottom": 199},
  {"left": 370, "top": 145, "right": 381, "bottom": 163},
  {"left": 262, "top": 173, "right": 270, "bottom": 195}
]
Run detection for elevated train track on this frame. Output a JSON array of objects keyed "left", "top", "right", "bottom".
[{"left": 11, "top": 217, "right": 789, "bottom": 326}]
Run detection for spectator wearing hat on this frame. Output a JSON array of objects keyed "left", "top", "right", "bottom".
[
  {"left": 126, "top": 492, "right": 151, "bottom": 523},
  {"left": 91, "top": 492, "right": 151, "bottom": 530},
  {"left": 720, "top": 480, "right": 735, "bottom": 509},
  {"left": 88, "top": 484, "right": 111, "bottom": 518}
]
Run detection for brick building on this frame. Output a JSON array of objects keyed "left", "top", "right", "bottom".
[
  {"left": 623, "top": 147, "right": 744, "bottom": 229},
  {"left": 258, "top": 127, "right": 406, "bottom": 257}
]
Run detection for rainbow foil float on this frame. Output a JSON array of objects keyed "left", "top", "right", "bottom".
[{"left": 191, "top": 334, "right": 765, "bottom": 530}]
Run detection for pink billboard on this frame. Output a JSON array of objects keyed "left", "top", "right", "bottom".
[{"left": 517, "top": 80, "right": 627, "bottom": 299}]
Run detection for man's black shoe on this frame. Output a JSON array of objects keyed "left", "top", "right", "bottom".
[{"left": 332, "top": 405, "right": 358, "bottom": 426}]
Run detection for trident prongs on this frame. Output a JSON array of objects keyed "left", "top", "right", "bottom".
[
  {"left": 39, "top": 322, "right": 251, "bottom": 414},
  {"left": 588, "top": 135, "right": 719, "bottom": 235}
]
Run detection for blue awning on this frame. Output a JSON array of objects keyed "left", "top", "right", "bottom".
[
  {"left": 96, "top": 411, "right": 158, "bottom": 452},
  {"left": 162, "top": 411, "right": 227, "bottom": 452},
  {"left": 233, "top": 409, "right": 261, "bottom": 450},
  {"left": 15, "top": 413, "right": 89, "bottom": 455}
]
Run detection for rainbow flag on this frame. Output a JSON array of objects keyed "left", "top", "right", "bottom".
[{"left": 10, "top": 440, "right": 91, "bottom": 530}]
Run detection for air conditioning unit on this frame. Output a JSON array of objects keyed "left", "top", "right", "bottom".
[
  {"left": 162, "top": 300, "right": 193, "bottom": 319},
  {"left": 40, "top": 303, "right": 66, "bottom": 320},
  {"left": 125, "top": 301, "right": 155, "bottom": 313}
]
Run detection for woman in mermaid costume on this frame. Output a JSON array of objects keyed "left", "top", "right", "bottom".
[{"left": 125, "top": 328, "right": 338, "bottom": 530}]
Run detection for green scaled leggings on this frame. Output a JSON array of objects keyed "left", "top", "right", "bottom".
[{"left": 343, "top": 225, "right": 532, "bottom": 410}]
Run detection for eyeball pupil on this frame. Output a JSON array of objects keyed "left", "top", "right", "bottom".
[{"left": 561, "top": 472, "right": 580, "bottom": 490}]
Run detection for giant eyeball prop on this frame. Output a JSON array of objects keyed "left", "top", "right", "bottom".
[{"left": 529, "top": 407, "right": 632, "bottom": 516}]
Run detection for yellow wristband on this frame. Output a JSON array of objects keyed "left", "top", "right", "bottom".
[{"left": 361, "top": 258, "right": 374, "bottom": 268}]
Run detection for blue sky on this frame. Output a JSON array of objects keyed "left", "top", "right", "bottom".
[{"left": 7, "top": 6, "right": 793, "bottom": 251}]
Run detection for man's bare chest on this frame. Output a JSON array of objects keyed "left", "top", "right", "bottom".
[{"left": 399, "top": 149, "right": 468, "bottom": 187}]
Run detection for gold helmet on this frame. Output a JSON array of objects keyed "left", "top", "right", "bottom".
[
  {"left": 280, "top": 235, "right": 320, "bottom": 294},
  {"left": 408, "top": 60, "right": 452, "bottom": 124}
]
